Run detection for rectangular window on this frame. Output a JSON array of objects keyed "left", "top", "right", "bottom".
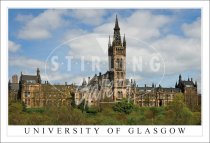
[{"left": 25, "top": 92, "right": 30, "bottom": 97}]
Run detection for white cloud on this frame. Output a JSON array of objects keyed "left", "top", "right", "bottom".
[
  {"left": 11, "top": 10, "right": 201, "bottom": 88},
  {"left": 94, "top": 11, "right": 172, "bottom": 41},
  {"left": 151, "top": 18, "right": 201, "bottom": 75},
  {"left": 64, "top": 10, "right": 198, "bottom": 86},
  {"left": 182, "top": 17, "right": 201, "bottom": 38},
  {"left": 65, "top": 33, "right": 109, "bottom": 62},
  {"left": 64, "top": 10, "right": 172, "bottom": 68},
  {"left": 18, "top": 9, "right": 68, "bottom": 40},
  {"left": 9, "top": 40, "right": 21, "bottom": 52},
  {"left": 16, "top": 14, "right": 34, "bottom": 23},
  {"left": 42, "top": 72, "right": 83, "bottom": 85},
  {"left": 70, "top": 9, "right": 106, "bottom": 26},
  {"left": 152, "top": 36, "right": 200, "bottom": 74},
  {"left": 63, "top": 29, "right": 87, "bottom": 42},
  {"left": 61, "top": 10, "right": 200, "bottom": 87},
  {"left": 9, "top": 56, "right": 46, "bottom": 70}
]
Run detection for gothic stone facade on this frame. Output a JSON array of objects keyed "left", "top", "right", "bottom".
[
  {"left": 75, "top": 16, "right": 200, "bottom": 111},
  {"left": 9, "top": 68, "right": 73, "bottom": 108},
  {"left": 75, "top": 16, "right": 127, "bottom": 106}
]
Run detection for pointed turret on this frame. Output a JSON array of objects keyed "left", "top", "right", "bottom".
[
  {"left": 82, "top": 78, "right": 87, "bottom": 86},
  {"left": 37, "top": 68, "right": 40, "bottom": 76},
  {"left": 37, "top": 68, "right": 41, "bottom": 84},
  {"left": 114, "top": 15, "right": 120, "bottom": 30},
  {"left": 113, "top": 15, "right": 121, "bottom": 46},
  {"left": 195, "top": 81, "right": 197, "bottom": 88},
  {"left": 108, "top": 35, "right": 111, "bottom": 48},
  {"left": 19, "top": 72, "right": 23, "bottom": 83},
  {"left": 123, "top": 34, "right": 126, "bottom": 47},
  {"left": 179, "top": 74, "right": 182, "bottom": 82},
  {"left": 133, "top": 80, "right": 136, "bottom": 86}
]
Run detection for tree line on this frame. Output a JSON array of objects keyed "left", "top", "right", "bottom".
[{"left": 9, "top": 93, "right": 201, "bottom": 125}]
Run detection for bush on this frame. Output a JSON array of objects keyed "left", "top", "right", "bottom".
[
  {"left": 113, "top": 99, "right": 134, "bottom": 114},
  {"left": 8, "top": 96, "right": 200, "bottom": 125},
  {"left": 26, "top": 108, "right": 45, "bottom": 113},
  {"left": 86, "top": 106, "right": 99, "bottom": 114},
  {"left": 166, "top": 93, "right": 193, "bottom": 125}
]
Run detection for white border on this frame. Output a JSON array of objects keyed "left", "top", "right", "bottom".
[{"left": 1, "top": 1, "right": 209, "bottom": 142}]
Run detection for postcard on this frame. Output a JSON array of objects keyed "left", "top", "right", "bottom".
[{"left": 1, "top": 0, "right": 209, "bottom": 143}]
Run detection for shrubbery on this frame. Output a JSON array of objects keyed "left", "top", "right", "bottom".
[
  {"left": 112, "top": 99, "right": 134, "bottom": 114},
  {"left": 9, "top": 94, "right": 201, "bottom": 125}
]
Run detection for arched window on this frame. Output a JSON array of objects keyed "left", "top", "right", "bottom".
[
  {"left": 118, "top": 91, "right": 123, "bottom": 98},
  {"left": 120, "top": 59, "right": 124, "bottom": 69},
  {"left": 116, "top": 59, "right": 120, "bottom": 69},
  {"left": 117, "top": 72, "right": 120, "bottom": 78},
  {"left": 120, "top": 91, "right": 123, "bottom": 98}
]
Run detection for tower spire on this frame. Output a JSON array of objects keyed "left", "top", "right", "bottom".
[
  {"left": 114, "top": 15, "right": 120, "bottom": 30},
  {"left": 195, "top": 81, "right": 197, "bottom": 87},
  {"left": 179, "top": 74, "right": 182, "bottom": 81},
  {"left": 37, "top": 68, "right": 41, "bottom": 84},
  {"left": 108, "top": 35, "right": 111, "bottom": 47},
  {"left": 123, "top": 34, "right": 126, "bottom": 47},
  {"left": 113, "top": 15, "right": 121, "bottom": 46}
]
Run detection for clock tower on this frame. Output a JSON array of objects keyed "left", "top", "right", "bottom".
[{"left": 108, "top": 15, "right": 127, "bottom": 101}]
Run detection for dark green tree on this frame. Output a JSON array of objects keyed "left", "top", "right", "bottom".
[
  {"left": 166, "top": 93, "right": 193, "bottom": 125},
  {"left": 113, "top": 99, "right": 134, "bottom": 114}
]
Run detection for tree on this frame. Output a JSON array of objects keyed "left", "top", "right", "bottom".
[
  {"left": 166, "top": 93, "right": 193, "bottom": 125},
  {"left": 190, "top": 112, "right": 201, "bottom": 125},
  {"left": 113, "top": 99, "right": 134, "bottom": 114},
  {"left": 144, "top": 107, "right": 160, "bottom": 125},
  {"left": 70, "top": 92, "right": 76, "bottom": 108}
]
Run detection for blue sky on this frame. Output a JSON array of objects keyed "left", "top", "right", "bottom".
[{"left": 8, "top": 9, "right": 201, "bottom": 92}]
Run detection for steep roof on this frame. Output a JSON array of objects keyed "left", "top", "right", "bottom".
[
  {"left": 21, "top": 74, "right": 38, "bottom": 83},
  {"left": 138, "top": 87, "right": 154, "bottom": 91},
  {"left": 181, "top": 80, "right": 194, "bottom": 86},
  {"left": 137, "top": 86, "right": 180, "bottom": 92}
]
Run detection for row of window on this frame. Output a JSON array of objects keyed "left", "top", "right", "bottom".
[
  {"left": 117, "top": 72, "right": 124, "bottom": 78},
  {"left": 138, "top": 94, "right": 174, "bottom": 99},
  {"left": 24, "top": 99, "right": 68, "bottom": 106},
  {"left": 116, "top": 59, "right": 124, "bottom": 70}
]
